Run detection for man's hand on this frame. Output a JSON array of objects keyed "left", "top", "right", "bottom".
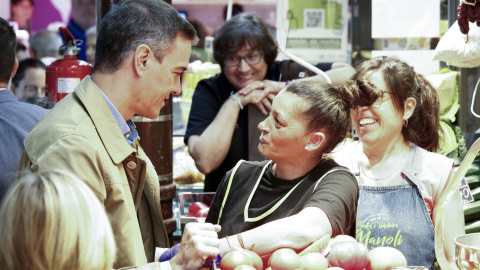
[{"left": 169, "top": 222, "right": 221, "bottom": 270}]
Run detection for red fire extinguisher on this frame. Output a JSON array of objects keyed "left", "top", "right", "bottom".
[{"left": 46, "top": 27, "right": 93, "bottom": 103}]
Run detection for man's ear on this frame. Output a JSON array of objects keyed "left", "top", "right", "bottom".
[
  {"left": 305, "top": 131, "right": 325, "bottom": 151},
  {"left": 133, "top": 45, "right": 153, "bottom": 77},
  {"left": 11, "top": 58, "right": 19, "bottom": 78},
  {"left": 403, "top": 97, "right": 416, "bottom": 121}
]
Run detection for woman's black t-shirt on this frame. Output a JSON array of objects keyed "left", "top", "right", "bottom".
[{"left": 205, "top": 158, "right": 359, "bottom": 238}]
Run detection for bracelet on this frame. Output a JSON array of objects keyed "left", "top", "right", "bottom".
[
  {"left": 237, "top": 233, "right": 245, "bottom": 249},
  {"left": 225, "top": 235, "right": 231, "bottom": 248},
  {"left": 230, "top": 91, "right": 243, "bottom": 110}
]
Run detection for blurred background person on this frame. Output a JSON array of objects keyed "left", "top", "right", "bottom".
[
  {"left": 211, "top": 3, "right": 244, "bottom": 37},
  {"left": 185, "top": 13, "right": 355, "bottom": 192},
  {"left": 223, "top": 3, "right": 244, "bottom": 22},
  {"left": 65, "top": 0, "right": 96, "bottom": 61},
  {"left": 188, "top": 20, "right": 210, "bottom": 63},
  {"left": 15, "top": 41, "right": 29, "bottom": 61},
  {"left": 11, "top": 22, "right": 31, "bottom": 61},
  {"left": 30, "top": 29, "right": 63, "bottom": 66},
  {"left": 11, "top": 58, "right": 46, "bottom": 100},
  {"left": 10, "top": 0, "right": 34, "bottom": 32},
  {"left": 85, "top": 25, "right": 96, "bottom": 65},
  {"left": 0, "top": 17, "right": 48, "bottom": 203},
  {"left": 0, "top": 170, "right": 116, "bottom": 270}
]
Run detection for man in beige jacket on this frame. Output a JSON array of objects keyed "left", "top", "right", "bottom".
[{"left": 16, "top": 0, "right": 221, "bottom": 269}]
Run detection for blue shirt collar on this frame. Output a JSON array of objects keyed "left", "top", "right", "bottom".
[{"left": 91, "top": 78, "right": 138, "bottom": 144}]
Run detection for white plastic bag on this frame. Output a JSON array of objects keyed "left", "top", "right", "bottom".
[{"left": 433, "top": 21, "right": 480, "bottom": 68}]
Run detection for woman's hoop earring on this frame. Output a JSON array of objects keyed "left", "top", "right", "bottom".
[{"left": 404, "top": 119, "right": 408, "bottom": 128}]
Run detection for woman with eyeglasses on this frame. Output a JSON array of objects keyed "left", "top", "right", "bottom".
[
  {"left": 185, "top": 13, "right": 355, "bottom": 192},
  {"left": 332, "top": 56, "right": 465, "bottom": 269}
]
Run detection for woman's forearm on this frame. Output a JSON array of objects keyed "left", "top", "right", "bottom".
[
  {"left": 219, "top": 207, "right": 332, "bottom": 256},
  {"left": 321, "top": 62, "right": 356, "bottom": 87},
  {"left": 188, "top": 97, "right": 242, "bottom": 174}
]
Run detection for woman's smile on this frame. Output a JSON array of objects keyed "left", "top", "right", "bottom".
[{"left": 359, "top": 118, "right": 378, "bottom": 127}]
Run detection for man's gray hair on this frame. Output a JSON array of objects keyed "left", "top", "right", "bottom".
[{"left": 30, "top": 30, "right": 63, "bottom": 58}]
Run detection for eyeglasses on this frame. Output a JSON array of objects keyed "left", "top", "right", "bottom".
[
  {"left": 372, "top": 91, "right": 392, "bottom": 107},
  {"left": 224, "top": 51, "right": 263, "bottom": 67}
]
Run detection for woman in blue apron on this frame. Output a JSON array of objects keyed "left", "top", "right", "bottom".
[
  {"left": 205, "top": 79, "right": 377, "bottom": 258},
  {"left": 333, "top": 56, "right": 465, "bottom": 269}
]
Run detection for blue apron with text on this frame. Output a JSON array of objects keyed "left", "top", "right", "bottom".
[{"left": 356, "top": 179, "right": 435, "bottom": 269}]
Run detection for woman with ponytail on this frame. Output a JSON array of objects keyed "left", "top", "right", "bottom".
[
  {"left": 333, "top": 56, "right": 465, "bottom": 269},
  {"left": 204, "top": 79, "right": 375, "bottom": 258}
]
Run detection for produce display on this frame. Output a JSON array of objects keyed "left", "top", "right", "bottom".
[
  {"left": 424, "top": 68, "right": 467, "bottom": 161},
  {"left": 301, "top": 253, "right": 328, "bottom": 270},
  {"left": 220, "top": 249, "right": 256, "bottom": 270},
  {"left": 327, "top": 240, "right": 369, "bottom": 270},
  {"left": 367, "top": 247, "right": 407, "bottom": 270},
  {"left": 268, "top": 248, "right": 303, "bottom": 270},
  {"left": 186, "top": 201, "right": 210, "bottom": 218},
  {"left": 217, "top": 234, "right": 408, "bottom": 270}
]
